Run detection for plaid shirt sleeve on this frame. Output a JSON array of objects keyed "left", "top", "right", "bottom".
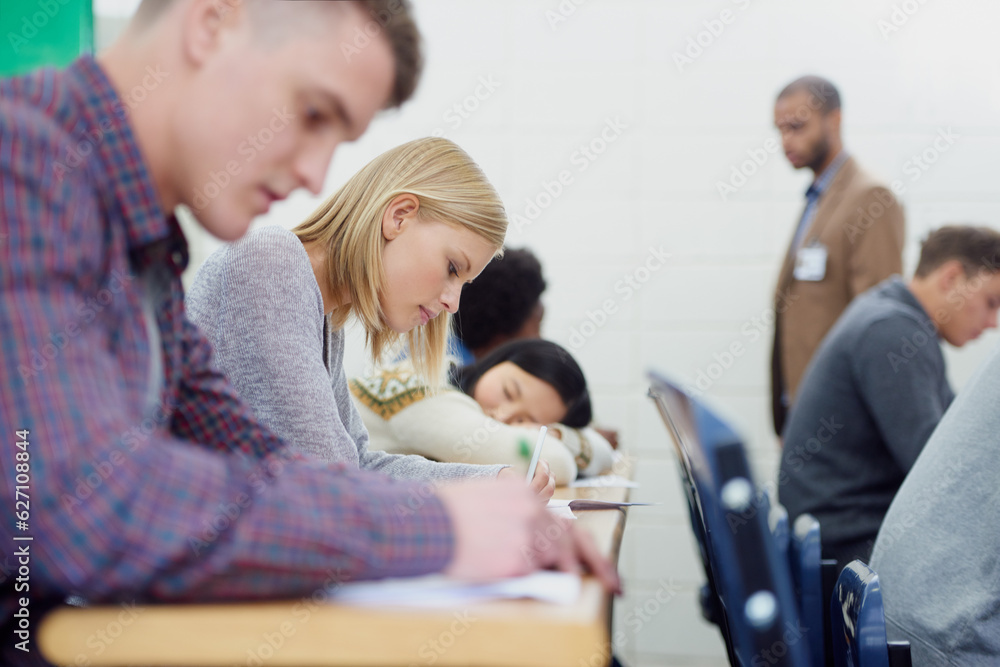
[
  {"left": 170, "top": 314, "right": 293, "bottom": 460},
  {"left": 0, "top": 101, "right": 453, "bottom": 609}
]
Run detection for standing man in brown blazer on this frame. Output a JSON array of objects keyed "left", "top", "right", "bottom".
[{"left": 771, "top": 76, "right": 905, "bottom": 436}]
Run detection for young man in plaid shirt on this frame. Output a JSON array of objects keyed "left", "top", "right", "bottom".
[{"left": 0, "top": 1, "right": 618, "bottom": 661}]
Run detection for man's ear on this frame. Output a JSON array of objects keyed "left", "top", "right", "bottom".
[
  {"left": 938, "top": 259, "right": 967, "bottom": 292},
  {"left": 182, "top": 0, "right": 246, "bottom": 67},
  {"left": 381, "top": 194, "right": 421, "bottom": 241},
  {"left": 824, "top": 107, "right": 842, "bottom": 137}
]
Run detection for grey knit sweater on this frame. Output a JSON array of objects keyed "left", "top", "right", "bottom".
[
  {"left": 871, "top": 342, "right": 1000, "bottom": 665},
  {"left": 185, "top": 225, "right": 504, "bottom": 482}
]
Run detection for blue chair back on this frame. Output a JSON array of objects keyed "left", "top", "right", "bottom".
[
  {"left": 770, "top": 500, "right": 790, "bottom": 562},
  {"left": 648, "top": 370, "right": 811, "bottom": 666},
  {"left": 830, "top": 561, "right": 911, "bottom": 667},
  {"left": 790, "top": 514, "right": 827, "bottom": 667}
]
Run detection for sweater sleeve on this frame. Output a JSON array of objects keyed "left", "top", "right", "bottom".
[
  {"left": 186, "top": 227, "right": 358, "bottom": 465},
  {"left": 328, "top": 333, "right": 505, "bottom": 482},
  {"left": 852, "top": 316, "right": 953, "bottom": 471},
  {"left": 378, "top": 392, "right": 580, "bottom": 485}
]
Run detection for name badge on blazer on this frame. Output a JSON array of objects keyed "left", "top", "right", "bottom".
[{"left": 794, "top": 243, "right": 828, "bottom": 281}]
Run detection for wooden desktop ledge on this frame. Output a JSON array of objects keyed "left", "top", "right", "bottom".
[{"left": 39, "top": 476, "right": 632, "bottom": 667}]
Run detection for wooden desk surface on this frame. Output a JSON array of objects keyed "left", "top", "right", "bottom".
[{"left": 39, "top": 481, "right": 631, "bottom": 667}]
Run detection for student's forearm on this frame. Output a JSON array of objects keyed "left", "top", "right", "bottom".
[{"left": 17, "top": 436, "right": 454, "bottom": 603}]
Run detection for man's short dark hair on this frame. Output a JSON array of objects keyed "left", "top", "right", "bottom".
[
  {"left": 915, "top": 225, "right": 1000, "bottom": 278},
  {"left": 777, "top": 75, "right": 841, "bottom": 114},
  {"left": 453, "top": 247, "right": 546, "bottom": 351}
]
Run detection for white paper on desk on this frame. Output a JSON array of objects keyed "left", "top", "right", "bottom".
[
  {"left": 546, "top": 500, "right": 578, "bottom": 520},
  {"left": 329, "top": 571, "right": 581, "bottom": 608},
  {"left": 569, "top": 475, "right": 640, "bottom": 488}
]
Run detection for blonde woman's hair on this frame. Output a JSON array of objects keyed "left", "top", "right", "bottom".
[{"left": 293, "top": 137, "right": 507, "bottom": 385}]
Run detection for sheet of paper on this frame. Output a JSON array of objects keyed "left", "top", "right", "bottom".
[
  {"left": 569, "top": 475, "right": 640, "bottom": 488},
  {"left": 546, "top": 499, "right": 578, "bottom": 520},
  {"left": 329, "top": 571, "right": 582, "bottom": 607}
]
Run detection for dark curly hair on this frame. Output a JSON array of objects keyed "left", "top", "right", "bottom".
[
  {"left": 453, "top": 247, "right": 546, "bottom": 352},
  {"left": 450, "top": 339, "right": 592, "bottom": 427}
]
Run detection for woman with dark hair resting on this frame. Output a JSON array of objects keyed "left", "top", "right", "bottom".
[{"left": 350, "top": 339, "right": 617, "bottom": 485}]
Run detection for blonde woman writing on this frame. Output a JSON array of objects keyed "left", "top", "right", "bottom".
[{"left": 187, "top": 138, "right": 555, "bottom": 496}]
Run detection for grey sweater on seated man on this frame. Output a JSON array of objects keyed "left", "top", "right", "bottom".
[
  {"left": 870, "top": 341, "right": 1000, "bottom": 667},
  {"left": 186, "top": 225, "right": 504, "bottom": 482},
  {"left": 778, "top": 276, "right": 955, "bottom": 568}
]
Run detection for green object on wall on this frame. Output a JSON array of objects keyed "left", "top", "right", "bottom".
[{"left": 1, "top": 0, "right": 94, "bottom": 77}]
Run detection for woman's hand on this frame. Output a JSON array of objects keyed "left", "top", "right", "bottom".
[{"left": 498, "top": 460, "right": 555, "bottom": 501}]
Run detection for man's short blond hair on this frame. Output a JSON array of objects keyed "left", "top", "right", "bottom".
[{"left": 132, "top": 0, "right": 421, "bottom": 109}]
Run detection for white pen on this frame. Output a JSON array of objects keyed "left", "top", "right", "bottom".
[{"left": 525, "top": 425, "right": 547, "bottom": 483}]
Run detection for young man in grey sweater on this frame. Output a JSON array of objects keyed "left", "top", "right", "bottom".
[{"left": 778, "top": 225, "right": 1000, "bottom": 570}]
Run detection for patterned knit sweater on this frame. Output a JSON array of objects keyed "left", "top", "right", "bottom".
[{"left": 350, "top": 364, "right": 616, "bottom": 485}]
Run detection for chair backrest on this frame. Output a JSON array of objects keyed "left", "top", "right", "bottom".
[
  {"left": 648, "top": 370, "right": 811, "bottom": 667},
  {"left": 771, "top": 500, "right": 790, "bottom": 562},
  {"left": 790, "top": 514, "right": 828, "bottom": 667},
  {"left": 830, "top": 560, "right": 911, "bottom": 667}
]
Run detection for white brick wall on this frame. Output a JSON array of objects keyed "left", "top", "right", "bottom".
[{"left": 95, "top": 0, "right": 1000, "bottom": 664}]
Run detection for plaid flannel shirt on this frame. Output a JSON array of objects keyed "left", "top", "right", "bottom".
[{"left": 0, "top": 57, "right": 453, "bottom": 629}]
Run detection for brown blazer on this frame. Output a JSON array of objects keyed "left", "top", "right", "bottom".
[{"left": 771, "top": 157, "right": 905, "bottom": 435}]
